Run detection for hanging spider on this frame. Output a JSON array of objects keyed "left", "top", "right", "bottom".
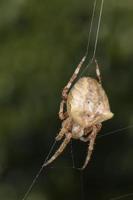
[{"left": 44, "top": 56, "right": 114, "bottom": 169}]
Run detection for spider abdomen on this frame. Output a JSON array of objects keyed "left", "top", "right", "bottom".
[{"left": 67, "top": 77, "right": 113, "bottom": 128}]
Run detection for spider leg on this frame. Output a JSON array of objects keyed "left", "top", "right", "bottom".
[
  {"left": 62, "top": 56, "right": 86, "bottom": 99},
  {"left": 81, "top": 124, "right": 102, "bottom": 169},
  {"left": 80, "top": 127, "right": 93, "bottom": 142},
  {"left": 59, "top": 56, "right": 86, "bottom": 120},
  {"left": 95, "top": 59, "right": 102, "bottom": 84},
  {"left": 56, "top": 118, "right": 72, "bottom": 141},
  {"left": 43, "top": 133, "right": 72, "bottom": 167},
  {"left": 55, "top": 127, "right": 66, "bottom": 141},
  {"left": 59, "top": 100, "right": 68, "bottom": 120}
]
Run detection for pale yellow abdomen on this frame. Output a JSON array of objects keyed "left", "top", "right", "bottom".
[
  {"left": 67, "top": 77, "right": 113, "bottom": 128},
  {"left": 67, "top": 77, "right": 91, "bottom": 127}
]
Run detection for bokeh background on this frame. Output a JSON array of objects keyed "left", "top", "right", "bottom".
[{"left": 0, "top": 0, "right": 133, "bottom": 200}]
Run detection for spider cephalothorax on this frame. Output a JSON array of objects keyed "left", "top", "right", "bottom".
[{"left": 44, "top": 56, "right": 114, "bottom": 169}]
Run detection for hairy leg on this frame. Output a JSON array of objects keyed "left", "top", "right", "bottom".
[
  {"left": 81, "top": 124, "right": 102, "bottom": 169},
  {"left": 95, "top": 59, "right": 102, "bottom": 84},
  {"left": 59, "top": 100, "right": 68, "bottom": 120},
  {"left": 43, "top": 132, "right": 72, "bottom": 167},
  {"left": 56, "top": 118, "right": 72, "bottom": 141},
  {"left": 55, "top": 127, "right": 66, "bottom": 141},
  {"left": 59, "top": 56, "right": 86, "bottom": 120},
  {"left": 62, "top": 56, "right": 86, "bottom": 100}
]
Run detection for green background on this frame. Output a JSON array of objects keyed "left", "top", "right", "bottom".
[{"left": 0, "top": 0, "right": 133, "bottom": 200}]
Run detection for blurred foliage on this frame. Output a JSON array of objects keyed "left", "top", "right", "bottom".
[{"left": 0, "top": 0, "right": 133, "bottom": 200}]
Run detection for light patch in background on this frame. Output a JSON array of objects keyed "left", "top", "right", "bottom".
[{"left": 0, "top": 0, "right": 26, "bottom": 28}]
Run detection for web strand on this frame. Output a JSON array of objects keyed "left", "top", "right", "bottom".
[
  {"left": 21, "top": 123, "right": 133, "bottom": 200},
  {"left": 43, "top": 124, "right": 133, "bottom": 170},
  {"left": 97, "top": 124, "right": 133, "bottom": 139},
  {"left": 80, "top": 0, "right": 105, "bottom": 78},
  {"left": 80, "top": 171, "right": 85, "bottom": 200},
  {"left": 85, "top": 0, "right": 97, "bottom": 58},
  {"left": 70, "top": 140, "right": 76, "bottom": 168},
  {"left": 109, "top": 192, "right": 133, "bottom": 200},
  {"left": 21, "top": 140, "right": 57, "bottom": 200},
  {"left": 91, "top": 0, "right": 104, "bottom": 61},
  {"left": 21, "top": 123, "right": 133, "bottom": 199}
]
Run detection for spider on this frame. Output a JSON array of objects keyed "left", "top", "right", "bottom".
[{"left": 44, "top": 56, "right": 114, "bottom": 169}]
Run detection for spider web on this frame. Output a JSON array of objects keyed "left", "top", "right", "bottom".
[
  {"left": 20, "top": 0, "right": 133, "bottom": 199},
  {"left": 21, "top": 123, "right": 133, "bottom": 200}
]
